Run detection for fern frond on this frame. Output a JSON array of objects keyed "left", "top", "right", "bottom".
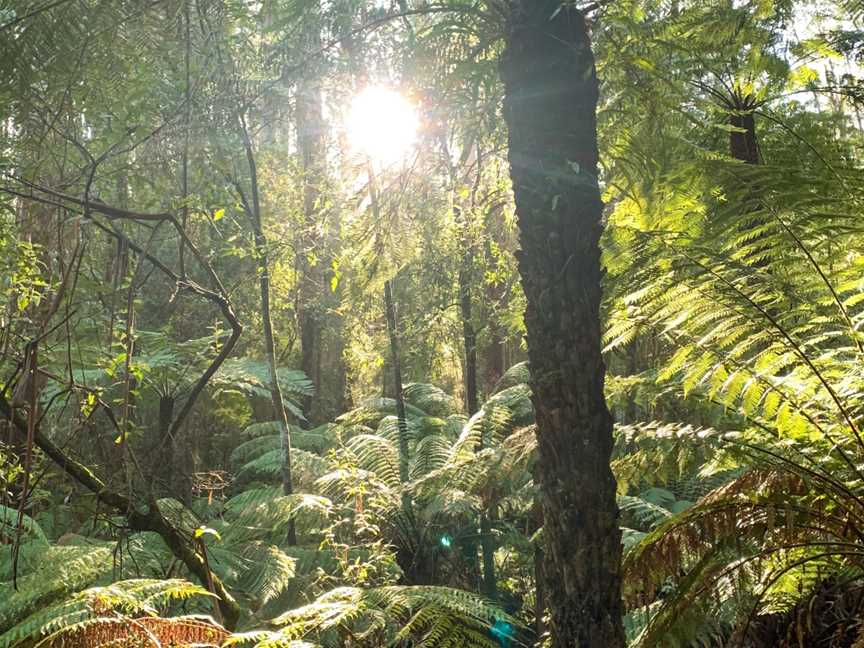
[
  {"left": 0, "top": 578, "right": 213, "bottom": 648},
  {"left": 0, "top": 545, "right": 115, "bottom": 635},
  {"left": 402, "top": 383, "right": 457, "bottom": 417},
  {"left": 250, "top": 585, "right": 515, "bottom": 648},
  {"left": 490, "top": 362, "right": 530, "bottom": 394},
  {"left": 38, "top": 615, "right": 227, "bottom": 648},
  {"left": 0, "top": 503, "right": 48, "bottom": 546}
]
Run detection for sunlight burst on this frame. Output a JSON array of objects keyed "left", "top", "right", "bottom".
[{"left": 347, "top": 86, "right": 418, "bottom": 167}]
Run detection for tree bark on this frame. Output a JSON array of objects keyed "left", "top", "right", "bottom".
[
  {"left": 295, "top": 12, "right": 326, "bottom": 423},
  {"left": 238, "top": 115, "right": 297, "bottom": 545},
  {"left": 457, "top": 206, "right": 479, "bottom": 417},
  {"left": 729, "top": 103, "right": 759, "bottom": 165},
  {"left": 500, "top": 2, "right": 626, "bottom": 647},
  {"left": 727, "top": 94, "right": 769, "bottom": 269},
  {"left": 384, "top": 279, "right": 411, "bottom": 493},
  {"left": 456, "top": 205, "right": 496, "bottom": 598}
]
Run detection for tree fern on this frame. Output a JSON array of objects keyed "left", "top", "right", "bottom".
[
  {"left": 623, "top": 426, "right": 864, "bottom": 645},
  {"left": 0, "top": 544, "right": 116, "bottom": 635},
  {"left": 228, "top": 585, "right": 515, "bottom": 648},
  {"left": 213, "top": 359, "right": 313, "bottom": 420},
  {"left": 0, "top": 503, "right": 47, "bottom": 546},
  {"left": 402, "top": 383, "right": 458, "bottom": 418},
  {"left": 0, "top": 578, "right": 222, "bottom": 648}
]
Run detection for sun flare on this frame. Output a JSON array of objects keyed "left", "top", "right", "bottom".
[{"left": 346, "top": 86, "right": 418, "bottom": 167}]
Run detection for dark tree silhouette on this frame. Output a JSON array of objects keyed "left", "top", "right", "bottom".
[{"left": 500, "top": 2, "right": 626, "bottom": 646}]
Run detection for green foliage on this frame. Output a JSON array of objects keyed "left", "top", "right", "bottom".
[
  {"left": 1, "top": 0, "right": 861, "bottom": 645},
  {"left": 600, "top": 43, "right": 864, "bottom": 640},
  {"left": 0, "top": 579, "right": 215, "bottom": 648},
  {"left": 229, "top": 585, "right": 514, "bottom": 648},
  {"left": 214, "top": 359, "right": 314, "bottom": 420},
  {"left": 0, "top": 503, "right": 48, "bottom": 546},
  {"left": 0, "top": 544, "right": 116, "bottom": 636}
]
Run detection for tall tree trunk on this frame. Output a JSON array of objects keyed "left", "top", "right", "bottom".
[
  {"left": 500, "top": 3, "right": 625, "bottom": 647},
  {"left": 367, "top": 162, "right": 411, "bottom": 500},
  {"left": 239, "top": 115, "right": 297, "bottom": 545},
  {"left": 155, "top": 394, "right": 175, "bottom": 492},
  {"left": 295, "top": 2, "right": 348, "bottom": 424},
  {"left": 384, "top": 279, "right": 411, "bottom": 494},
  {"left": 296, "top": 26, "right": 325, "bottom": 424},
  {"left": 179, "top": 0, "right": 191, "bottom": 278},
  {"left": 481, "top": 233, "right": 507, "bottom": 394},
  {"left": 457, "top": 206, "right": 479, "bottom": 416},
  {"left": 329, "top": 310, "right": 352, "bottom": 413},
  {"left": 457, "top": 206, "right": 496, "bottom": 599},
  {"left": 479, "top": 508, "right": 496, "bottom": 600}
]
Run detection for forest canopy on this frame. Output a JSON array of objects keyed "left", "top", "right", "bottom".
[{"left": 0, "top": 0, "right": 862, "bottom": 646}]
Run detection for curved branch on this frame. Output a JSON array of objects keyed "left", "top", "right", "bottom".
[
  {"left": 0, "top": 393, "right": 242, "bottom": 628},
  {"left": 0, "top": 180, "right": 244, "bottom": 441}
]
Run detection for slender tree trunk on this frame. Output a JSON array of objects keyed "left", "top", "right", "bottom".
[
  {"left": 295, "top": 4, "right": 348, "bottom": 424},
  {"left": 179, "top": 0, "right": 191, "bottom": 278},
  {"left": 155, "top": 394, "right": 175, "bottom": 491},
  {"left": 296, "top": 27, "right": 325, "bottom": 423},
  {"left": 330, "top": 311, "right": 352, "bottom": 413},
  {"left": 479, "top": 509, "right": 496, "bottom": 599},
  {"left": 458, "top": 206, "right": 479, "bottom": 416},
  {"left": 239, "top": 115, "right": 296, "bottom": 545},
  {"left": 367, "top": 162, "right": 411, "bottom": 499},
  {"left": 481, "top": 235, "right": 507, "bottom": 394},
  {"left": 500, "top": 3, "right": 625, "bottom": 647},
  {"left": 457, "top": 205, "right": 497, "bottom": 599},
  {"left": 384, "top": 279, "right": 411, "bottom": 493},
  {"left": 532, "top": 493, "right": 547, "bottom": 641}
]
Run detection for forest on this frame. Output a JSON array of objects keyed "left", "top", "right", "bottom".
[{"left": 0, "top": 0, "right": 862, "bottom": 646}]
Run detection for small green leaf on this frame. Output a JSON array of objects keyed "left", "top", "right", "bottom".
[{"left": 330, "top": 259, "right": 341, "bottom": 293}]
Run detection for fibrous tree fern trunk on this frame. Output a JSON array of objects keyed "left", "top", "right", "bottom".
[
  {"left": 500, "top": 2, "right": 626, "bottom": 647},
  {"left": 729, "top": 93, "right": 759, "bottom": 165},
  {"left": 727, "top": 92, "right": 766, "bottom": 267}
]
